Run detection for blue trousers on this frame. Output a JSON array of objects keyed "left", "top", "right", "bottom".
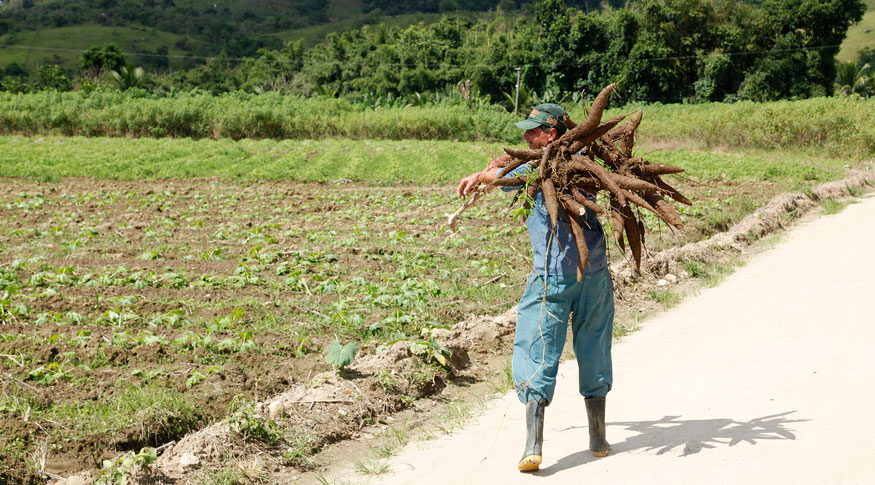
[{"left": 512, "top": 268, "right": 614, "bottom": 405}]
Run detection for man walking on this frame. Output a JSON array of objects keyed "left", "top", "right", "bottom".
[{"left": 457, "top": 103, "right": 614, "bottom": 472}]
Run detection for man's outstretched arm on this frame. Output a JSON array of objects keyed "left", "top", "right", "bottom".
[{"left": 456, "top": 154, "right": 511, "bottom": 198}]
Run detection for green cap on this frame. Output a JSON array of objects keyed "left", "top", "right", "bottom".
[{"left": 514, "top": 103, "right": 567, "bottom": 133}]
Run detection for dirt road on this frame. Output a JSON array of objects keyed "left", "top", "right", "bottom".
[{"left": 363, "top": 193, "right": 875, "bottom": 484}]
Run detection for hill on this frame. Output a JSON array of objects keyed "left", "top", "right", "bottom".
[
  {"left": 837, "top": 0, "right": 875, "bottom": 61},
  {"left": 0, "top": 0, "right": 622, "bottom": 73},
  {"left": 0, "top": 24, "right": 190, "bottom": 72},
  {"left": 0, "top": 0, "right": 868, "bottom": 97}
]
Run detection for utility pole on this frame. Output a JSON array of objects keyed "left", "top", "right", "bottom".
[{"left": 514, "top": 67, "right": 522, "bottom": 115}]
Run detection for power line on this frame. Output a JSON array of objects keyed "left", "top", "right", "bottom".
[{"left": 0, "top": 44, "right": 255, "bottom": 62}]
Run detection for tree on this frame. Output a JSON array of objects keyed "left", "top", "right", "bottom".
[
  {"left": 109, "top": 64, "right": 146, "bottom": 90},
  {"left": 80, "top": 43, "right": 127, "bottom": 79},
  {"left": 858, "top": 47, "right": 875, "bottom": 67},
  {"left": 439, "top": 0, "right": 459, "bottom": 12},
  {"left": 3, "top": 62, "right": 28, "bottom": 79},
  {"left": 746, "top": 0, "right": 867, "bottom": 98},
  {"left": 241, "top": 42, "right": 305, "bottom": 93},
  {"left": 36, "top": 63, "right": 72, "bottom": 91},
  {"left": 153, "top": 46, "right": 170, "bottom": 71},
  {"left": 625, "top": 0, "right": 717, "bottom": 101},
  {"left": 835, "top": 60, "right": 872, "bottom": 96}
]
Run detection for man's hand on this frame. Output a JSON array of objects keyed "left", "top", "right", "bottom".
[
  {"left": 457, "top": 171, "right": 482, "bottom": 199},
  {"left": 486, "top": 153, "right": 512, "bottom": 171},
  {"left": 457, "top": 155, "right": 512, "bottom": 199}
]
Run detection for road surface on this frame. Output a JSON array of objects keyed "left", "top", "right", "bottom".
[{"left": 365, "top": 194, "right": 875, "bottom": 484}]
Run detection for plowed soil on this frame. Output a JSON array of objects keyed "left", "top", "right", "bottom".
[{"left": 0, "top": 175, "right": 779, "bottom": 483}]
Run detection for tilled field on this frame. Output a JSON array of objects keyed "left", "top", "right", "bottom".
[{"left": 0, "top": 175, "right": 782, "bottom": 482}]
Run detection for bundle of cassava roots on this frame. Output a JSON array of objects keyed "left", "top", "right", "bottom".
[{"left": 460, "top": 83, "right": 692, "bottom": 277}]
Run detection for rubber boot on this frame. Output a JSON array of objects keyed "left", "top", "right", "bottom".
[
  {"left": 585, "top": 397, "right": 610, "bottom": 457},
  {"left": 518, "top": 398, "right": 546, "bottom": 472}
]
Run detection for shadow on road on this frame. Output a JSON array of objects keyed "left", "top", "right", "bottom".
[{"left": 537, "top": 411, "right": 805, "bottom": 477}]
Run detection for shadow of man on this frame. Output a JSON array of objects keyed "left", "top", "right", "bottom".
[{"left": 537, "top": 411, "right": 805, "bottom": 476}]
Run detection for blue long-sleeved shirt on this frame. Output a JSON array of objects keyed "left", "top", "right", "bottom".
[{"left": 501, "top": 163, "right": 608, "bottom": 277}]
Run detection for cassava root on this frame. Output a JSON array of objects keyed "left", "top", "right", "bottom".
[{"left": 449, "top": 82, "right": 692, "bottom": 275}]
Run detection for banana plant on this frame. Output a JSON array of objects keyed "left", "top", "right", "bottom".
[{"left": 109, "top": 65, "right": 146, "bottom": 90}]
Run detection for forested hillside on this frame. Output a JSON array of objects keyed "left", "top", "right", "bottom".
[
  {"left": 0, "top": 0, "right": 614, "bottom": 63},
  {"left": 0, "top": 0, "right": 870, "bottom": 103}
]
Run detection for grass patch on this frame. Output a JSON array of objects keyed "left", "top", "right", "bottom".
[
  {"left": 353, "top": 456, "right": 390, "bottom": 476},
  {"left": 0, "top": 136, "right": 507, "bottom": 183},
  {"left": 48, "top": 384, "right": 204, "bottom": 447},
  {"left": 820, "top": 198, "right": 851, "bottom": 214},
  {"left": 196, "top": 460, "right": 271, "bottom": 485},
  {"left": 434, "top": 397, "right": 473, "bottom": 435},
  {"left": 0, "top": 24, "right": 190, "bottom": 72},
  {"left": 688, "top": 192, "right": 762, "bottom": 236},
  {"left": 0, "top": 136, "right": 861, "bottom": 187},
  {"left": 487, "top": 358, "right": 514, "bottom": 394},
  {"left": 648, "top": 288, "right": 681, "bottom": 308},
  {"left": 682, "top": 259, "right": 737, "bottom": 288},
  {"left": 613, "top": 313, "right": 641, "bottom": 339},
  {"left": 837, "top": 3, "right": 875, "bottom": 62},
  {"left": 643, "top": 149, "right": 847, "bottom": 186},
  {"left": 369, "top": 421, "right": 410, "bottom": 459},
  {"left": 282, "top": 434, "right": 319, "bottom": 468},
  {"left": 196, "top": 467, "right": 248, "bottom": 485}
]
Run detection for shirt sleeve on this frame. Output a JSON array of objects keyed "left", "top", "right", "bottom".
[{"left": 498, "top": 163, "right": 535, "bottom": 192}]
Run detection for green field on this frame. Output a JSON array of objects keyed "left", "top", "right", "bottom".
[
  {"left": 2, "top": 92, "right": 873, "bottom": 159},
  {"left": 0, "top": 24, "right": 191, "bottom": 72},
  {"left": 838, "top": 0, "right": 875, "bottom": 62},
  {"left": 2, "top": 90, "right": 874, "bottom": 482},
  {"left": 0, "top": 136, "right": 852, "bottom": 187},
  {"left": 0, "top": 128, "right": 869, "bottom": 482}
]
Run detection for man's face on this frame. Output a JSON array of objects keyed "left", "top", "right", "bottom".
[{"left": 523, "top": 126, "right": 556, "bottom": 150}]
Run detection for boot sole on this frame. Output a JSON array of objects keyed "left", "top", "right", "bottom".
[
  {"left": 518, "top": 455, "right": 542, "bottom": 472},
  {"left": 591, "top": 446, "right": 610, "bottom": 457}
]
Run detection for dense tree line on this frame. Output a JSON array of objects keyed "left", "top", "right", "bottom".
[
  {"left": 361, "top": 0, "right": 626, "bottom": 15},
  {"left": 0, "top": 0, "right": 869, "bottom": 103},
  {"left": 266, "top": 0, "right": 868, "bottom": 102},
  {"left": 0, "top": 0, "right": 625, "bottom": 60}
]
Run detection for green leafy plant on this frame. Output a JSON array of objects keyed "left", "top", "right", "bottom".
[
  {"left": 228, "top": 395, "right": 282, "bottom": 444},
  {"left": 294, "top": 336, "right": 312, "bottom": 358},
  {"left": 185, "top": 366, "right": 220, "bottom": 388},
  {"left": 408, "top": 327, "right": 452, "bottom": 367},
  {"left": 324, "top": 340, "right": 359, "bottom": 371},
  {"left": 97, "top": 447, "right": 157, "bottom": 485},
  {"left": 28, "top": 361, "right": 72, "bottom": 385},
  {"left": 108, "top": 65, "right": 146, "bottom": 91},
  {"left": 283, "top": 433, "right": 319, "bottom": 468},
  {"left": 509, "top": 168, "right": 538, "bottom": 222}
]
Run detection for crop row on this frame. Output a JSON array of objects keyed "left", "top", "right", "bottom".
[
  {"left": 1, "top": 92, "right": 872, "bottom": 157},
  {"left": 0, "top": 137, "right": 857, "bottom": 186}
]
